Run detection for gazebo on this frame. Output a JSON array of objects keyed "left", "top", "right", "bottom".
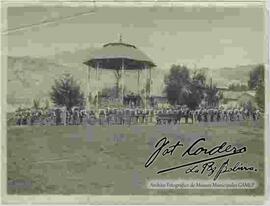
[{"left": 83, "top": 37, "right": 156, "bottom": 109}]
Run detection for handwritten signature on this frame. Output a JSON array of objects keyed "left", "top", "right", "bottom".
[{"left": 145, "top": 137, "right": 257, "bottom": 180}]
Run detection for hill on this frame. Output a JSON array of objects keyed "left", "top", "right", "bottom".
[
  {"left": 6, "top": 56, "right": 163, "bottom": 111},
  {"left": 199, "top": 65, "right": 256, "bottom": 87},
  {"left": 48, "top": 47, "right": 259, "bottom": 89},
  {"left": 7, "top": 56, "right": 88, "bottom": 111},
  {"left": 6, "top": 55, "right": 259, "bottom": 111}
]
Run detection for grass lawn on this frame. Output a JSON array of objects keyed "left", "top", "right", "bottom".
[{"left": 7, "top": 120, "right": 264, "bottom": 195}]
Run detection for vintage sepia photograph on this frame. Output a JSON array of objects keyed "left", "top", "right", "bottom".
[{"left": 1, "top": 1, "right": 268, "bottom": 204}]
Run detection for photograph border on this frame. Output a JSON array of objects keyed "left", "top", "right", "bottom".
[{"left": 1, "top": 0, "right": 269, "bottom": 204}]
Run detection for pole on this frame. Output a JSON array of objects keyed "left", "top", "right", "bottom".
[
  {"left": 87, "top": 66, "right": 90, "bottom": 109},
  {"left": 121, "top": 59, "right": 124, "bottom": 105},
  {"left": 137, "top": 70, "right": 140, "bottom": 95},
  {"left": 96, "top": 62, "right": 99, "bottom": 111},
  {"left": 144, "top": 64, "right": 147, "bottom": 110},
  {"left": 149, "top": 67, "right": 152, "bottom": 102}
]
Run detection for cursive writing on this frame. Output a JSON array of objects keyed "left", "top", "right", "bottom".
[
  {"left": 145, "top": 137, "right": 183, "bottom": 168},
  {"left": 185, "top": 159, "right": 257, "bottom": 180},
  {"left": 144, "top": 136, "right": 254, "bottom": 179}
]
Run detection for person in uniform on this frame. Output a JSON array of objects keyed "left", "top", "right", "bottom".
[
  {"left": 189, "top": 110, "right": 194, "bottom": 124},
  {"left": 22, "top": 110, "right": 28, "bottom": 125},
  {"left": 203, "top": 108, "right": 208, "bottom": 122},
  {"left": 106, "top": 108, "right": 112, "bottom": 125},
  {"left": 236, "top": 108, "right": 240, "bottom": 121},
  {"left": 173, "top": 109, "right": 178, "bottom": 125},
  {"left": 197, "top": 109, "right": 202, "bottom": 122},
  {"left": 217, "top": 109, "right": 222, "bottom": 122},
  {"left": 209, "top": 108, "right": 214, "bottom": 122},
  {"left": 156, "top": 110, "right": 162, "bottom": 125},
  {"left": 252, "top": 109, "right": 257, "bottom": 121},
  {"left": 255, "top": 109, "right": 261, "bottom": 120},
  {"left": 184, "top": 109, "right": 189, "bottom": 124},
  {"left": 16, "top": 111, "right": 22, "bottom": 125}
]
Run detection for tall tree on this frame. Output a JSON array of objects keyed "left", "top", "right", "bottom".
[
  {"left": 50, "top": 74, "right": 84, "bottom": 110},
  {"left": 248, "top": 65, "right": 264, "bottom": 89},
  {"left": 205, "top": 84, "right": 222, "bottom": 107},
  {"left": 192, "top": 69, "right": 206, "bottom": 86},
  {"left": 164, "top": 65, "right": 223, "bottom": 108},
  {"left": 255, "top": 83, "right": 264, "bottom": 109},
  {"left": 189, "top": 72, "right": 207, "bottom": 109},
  {"left": 164, "top": 65, "right": 191, "bottom": 105},
  {"left": 248, "top": 65, "right": 264, "bottom": 110},
  {"left": 183, "top": 82, "right": 204, "bottom": 109},
  {"left": 44, "top": 99, "right": 50, "bottom": 110},
  {"left": 32, "top": 98, "right": 40, "bottom": 110}
]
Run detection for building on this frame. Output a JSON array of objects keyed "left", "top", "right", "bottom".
[{"left": 221, "top": 90, "right": 256, "bottom": 108}]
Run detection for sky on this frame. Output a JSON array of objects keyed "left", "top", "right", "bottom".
[{"left": 6, "top": 5, "right": 266, "bottom": 69}]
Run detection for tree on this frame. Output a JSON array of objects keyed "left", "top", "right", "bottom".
[
  {"left": 44, "top": 99, "right": 50, "bottom": 110},
  {"left": 248, "top": 65, "right": 264, "bottom": 110},
  {"left": 183, "top": 82, "right": 204, "bottom": 109},
  {"left": 164, "top": 65, "right": 206, "bottom": 109},
  {"left": 255, "top": 75, "right": 265, "bottom": 110},
  {"left": 183, "top": 70, "right": 207, "bottom": 109},
  {"left": 164, "top": 65, "right": 224, "bottom": 109},
  {"left": 164, "top": 65, "right": 191, "bottom": 105},
  {"left": 192, "top": 69, "right": 206, "bottom": 86},
  {"left": 50, "top": 74, "right": 84, "bottom": 110},
  {"left": 32, "top": 98, "right": 40, "bottom": 110},
  {"left": 205, "top": 84, "right": 223, "bottom": 107},
  {"left": 248, "top": 65, "right": 264, "bottom": 89}
]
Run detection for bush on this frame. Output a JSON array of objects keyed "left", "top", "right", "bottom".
[{"left": 50, "top": 74, "right": 85, "bottom": 110}]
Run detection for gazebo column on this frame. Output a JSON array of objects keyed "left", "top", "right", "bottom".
[
  {"left": 87, "top": 66, "right": 91, "bottom": 109},
  {"left": 137, "top": 70, "right": 140, "bottom": 96},
  {"left": 144, "top": 64, "right": 148, "bottom": 110},
  {"left": 121, "top": 59, "right": 125, "bottom": 105},
  {"left": 96, "top": 62, "right": 100, "bottom": 111},
  {"left": 149, "top": 67, "right": 152, "bottom": 104}
]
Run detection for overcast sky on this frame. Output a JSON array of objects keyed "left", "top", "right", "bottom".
[{"left": 6, "top": 6, "right": 266, "bottom": 69}]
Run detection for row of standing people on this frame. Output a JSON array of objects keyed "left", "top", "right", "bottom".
[
  {"left": 192, "top": 108, "right": 260, "bottom": 123},
  {"left": 14, "top": 107, "right": 154, "bottom": 126},
  {"left": 13, "top": 106, "right": 261, "bottom": 126}
]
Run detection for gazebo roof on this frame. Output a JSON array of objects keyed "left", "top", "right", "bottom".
[{"left": 83, "top": 42, "right": 156, "bottom": 70}]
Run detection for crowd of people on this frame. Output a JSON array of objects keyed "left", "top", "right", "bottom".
[
  {"left": 156, "top": 107, "right": 261, "bottom": 125},
  {"left": 12, "top": 105, "right": 261, "bottom": 126}
]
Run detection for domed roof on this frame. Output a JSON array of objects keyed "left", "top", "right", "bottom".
[{"left": 83, "top": 41, "right": 156, "bottom": 70}]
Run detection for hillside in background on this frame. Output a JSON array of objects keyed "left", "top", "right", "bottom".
[
  {"left": 47, "top": 47, "right": 97, "bottom": 68},
  {"left": 7, "top": 55, "right": 259, "bottom": 111},
  {"left": 48, "top": 47, "right": 257, "bottom": 89},
  {"left": 7, "top": 56, "right": 87, "bottom": 111},
  {"left": 201, "top": 65, "right": 256, "bottom": 87},
  {"left": 7, "top": 56, "right": 164, "bottom": 111}
]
